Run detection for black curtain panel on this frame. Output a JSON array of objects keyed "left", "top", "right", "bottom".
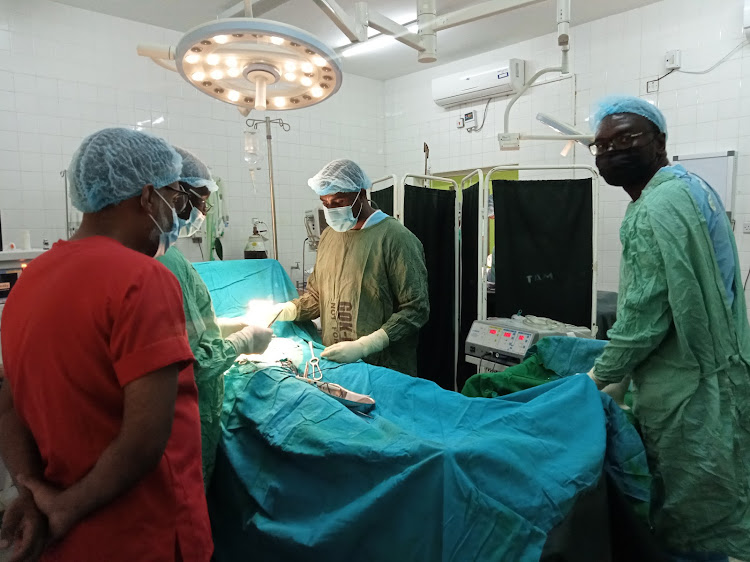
[
  {"left": 370, "top": 186, "right": 394, "bottom": 217},
  {"left": 403, "top": 184, "right": 457, "bottom": 390},
  {"left": 492, "top": 179, "right": 593, "bottom": 328}
]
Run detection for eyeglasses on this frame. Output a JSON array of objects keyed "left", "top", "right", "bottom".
[
  {"left": 589, "top": 132, "right": 653, "bottom": 156},
  {"left": 162, "top": 185, "right": 189, "bottom": 213},
  {"left": 187, "top": 188, "right": 213, "bottom": 214}
]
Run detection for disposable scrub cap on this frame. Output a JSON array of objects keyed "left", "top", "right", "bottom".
[
  {"left": 68, "top": 127, "right": 182, "bottom": 213},
  {"left": 308, "top": 159, "right": 371, "bottom": 196},
  {"left": 591, "top": 95, "right": 668, "bottom": 137},
  {"left": 174, "top": 146, "right": 219, "bottom": 193}
]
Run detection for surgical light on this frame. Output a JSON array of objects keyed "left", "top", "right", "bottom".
[
  {"left": 536, "top": 113, "right": 593, "bottom": 145},
  {"left": 301, "top": 76, "right": 313, "bottom": 87},
  {"left": 536, "top": 113, "right": 582, "bottom": 136},
  {"left": 138, "top": 18, "right": 343, "bottom": 112}
]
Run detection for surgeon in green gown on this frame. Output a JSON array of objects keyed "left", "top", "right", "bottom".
[
  {"left": 587, "top": 96, "right": 750, "bottom": 562},
  {"left": 271, "top": 159, "right": 429, "bottom": 377},
  {"left": 158, "top": 147, "right": 273, "bottom": 485}
]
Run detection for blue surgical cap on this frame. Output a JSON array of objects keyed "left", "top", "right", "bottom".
[
  {"left": 68, "top": 128, "right": 182, "bottom": 213},
  {"left": 174, "top": 146, "right": 218, "bottom": 193},
  {"left": 591, "top": 95, "right": 668, "bottom": 137},
  {"left": 308, "top": 159, "right": 371, "bottom": 196}
]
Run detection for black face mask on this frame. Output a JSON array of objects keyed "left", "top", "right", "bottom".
[{"left": 596, "top": 144, "right": 659, "bottom": 188}]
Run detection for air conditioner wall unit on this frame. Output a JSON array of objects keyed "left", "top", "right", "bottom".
[{"left": 432, "top": 59, "right": 526, "bottom": 108}]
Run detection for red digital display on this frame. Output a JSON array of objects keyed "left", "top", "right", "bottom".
[
  {"left": 504, "top": 332, "right": 512, "bottom": 338},
  {"left": 489, "top": 329, "right": 497, "bottom": 335},
  {"left": 519, "top": 335, "right": 525, "bottom": 341}
]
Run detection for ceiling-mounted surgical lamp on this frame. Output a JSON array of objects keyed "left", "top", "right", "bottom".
[
  {"left": 536, "top": 113, "right": 593, "bottom": 156},
  {"left": 137, "top": 16, "right": 342, "bottom": 113},
  {"left": 536, "top": 113, "right": 588, "bottom": 139}
]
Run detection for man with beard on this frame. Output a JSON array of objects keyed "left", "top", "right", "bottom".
[{"left": 586, "top": 96, "right": 750, "bottom": 562}]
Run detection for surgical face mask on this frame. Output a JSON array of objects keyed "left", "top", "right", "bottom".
[
  {"left": 180, "top": 205, "right": 206, "bottom": 237},
  {"left": 323, "top": 191, "right": 362, "bottom": 232},
  {"left": 149, "top": 190, "right": 180, "bottom": 258},
  {"left": 595, "top": 136, "right": 659, "bottom": 188}
]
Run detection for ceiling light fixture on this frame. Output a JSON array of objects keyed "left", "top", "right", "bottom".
[
  {"left": 339, "top": 22, "right": 418, "bottom": 58},
  {"left": 137, "top": 18, "right": 342, "bottom": 112}
]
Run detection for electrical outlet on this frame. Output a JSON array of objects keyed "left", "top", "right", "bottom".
[
  {"left": 647, "top": 79, "right": 659, "bottom": 93},
  {"left": 744, "top": 223, "right": 750, "bottom": 234},
  {"left": 665, "top": 49, "right": 682, "bottom": 70}
]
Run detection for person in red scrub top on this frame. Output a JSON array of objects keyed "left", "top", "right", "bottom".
[{"left": 0, "top": 128, "right": 213, "bottom": 561}]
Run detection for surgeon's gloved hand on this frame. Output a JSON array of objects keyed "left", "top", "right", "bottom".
[
  {"left": 268, "top": 302, "right": 298, "bottom": 324},
  {"left": 226, "top": 325, "right": 274, "bottom": 355},
  {"left": 321, "top": 329, "right": 389, "bottom": 364},
  {"left": 217, "top": 317, "right": 249, "bottom": 338},
  {"left": 587, "top": 367, "right": 608, "bottom": 391}
]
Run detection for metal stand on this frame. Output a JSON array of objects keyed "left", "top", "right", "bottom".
[{"left": 245, "top": 116, "right": 291, "bottom": 260}]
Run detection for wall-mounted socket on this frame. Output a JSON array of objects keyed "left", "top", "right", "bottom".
[
  {"left": 665, "top": 49, "right": 682, "bottom": 70},
  {"left": 743, "top": 222, "right": 750, "bottom": 234},
  {"left": 646, "top": 79, "right": 659, "bottom": 93}
]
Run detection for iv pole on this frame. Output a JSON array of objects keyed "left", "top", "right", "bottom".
[{"left": 245, "top": 116, "right": 290, "bottom": 260}]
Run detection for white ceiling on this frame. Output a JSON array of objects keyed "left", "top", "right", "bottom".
[{"left": 52, "top": 0, "right": 661, "bottom": 80}]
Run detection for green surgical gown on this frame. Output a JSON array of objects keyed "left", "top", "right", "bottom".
[
  {"left": 294, "top": 217, "right": 429, "bottom": 376},
  {"left": 594, "top": 167, "right": 750, "bottom": 558},
  {"left": 158, "top": 247, "right": 236, "bottom": 486}
]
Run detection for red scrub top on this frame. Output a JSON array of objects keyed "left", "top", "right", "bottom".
[{"left": 1, "top": 237, "right": 213, "bottom": 561}]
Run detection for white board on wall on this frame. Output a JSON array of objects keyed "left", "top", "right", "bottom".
[{"left": 673, "top": 151, "right": 738, "bottom": 220}]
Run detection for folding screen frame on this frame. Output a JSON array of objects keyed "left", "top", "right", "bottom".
[
  {"left": 482, "top": 164, "right": 601, "bottom": 334},
  {"left": 460, "top": 170, "right": 486, "bottom": 328}
]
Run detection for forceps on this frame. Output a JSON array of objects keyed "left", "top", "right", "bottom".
[{"left": 299, "top": 341, "right": 323, "bottom": 382}]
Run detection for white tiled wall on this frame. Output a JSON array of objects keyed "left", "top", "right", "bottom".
[
  {"left": 383, "top": 0, "right": 749, "bottom": 295},
  {"left": 1, "top": 0, "right": 749, "bottom": 297},
  {"left": 0, "top": 0, "right": 385, "bottom": 286}
]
